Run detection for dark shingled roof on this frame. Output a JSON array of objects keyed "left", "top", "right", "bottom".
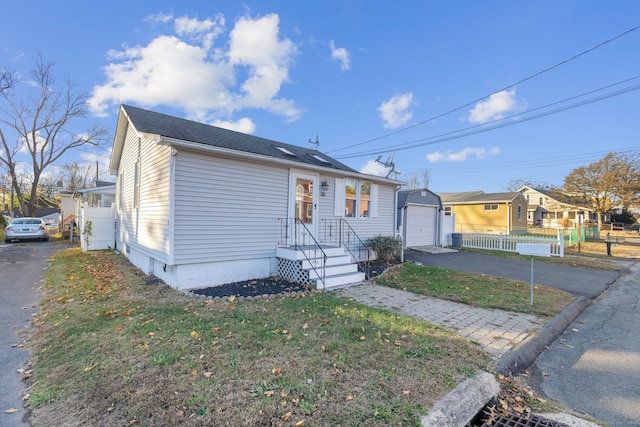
[{"left": 122, "top": 104, "right": 357, "bottom": 173}]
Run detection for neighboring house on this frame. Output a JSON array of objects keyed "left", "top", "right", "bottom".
[
  {"left": 35, "top": 208, "right": 61, "bottom": 232},
  {"left": 440, "top": 191, "right": 528, "bottom": 234},
  {"left": 78, "top": 181, "right": 117, "bottom": 208},
  {"left": 518, "top": 186, "right": 597, "bottom": 228},
  {"left": 397, "top": 188, "right": 443, "bottom": 247},
  {"left": 109, "top": 105, "right": 402, "bottom": 291}
]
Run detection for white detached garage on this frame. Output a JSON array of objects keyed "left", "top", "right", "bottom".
[{"left": 397, "top": 189, "right": 444, "bottom": 248}]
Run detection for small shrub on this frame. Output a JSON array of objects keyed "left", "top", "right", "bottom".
[{"left": 366, "top": 235, "right": 402, "bottom": 263}]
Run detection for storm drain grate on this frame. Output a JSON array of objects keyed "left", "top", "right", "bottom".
[{"left": 481, "top": 414, "right": 569, "bottom": 427}]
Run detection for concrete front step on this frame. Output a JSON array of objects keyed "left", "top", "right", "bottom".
[
  {"left": 315, "top": 271, "right": 366, "bottom": 290},
  {"left": 276, "top": 245, "right": 344, "bottom": 260},
  {"left": 301, "top": 254, "right": 352, "bottom": 270},
  {"left": 276, "top": 245, "right": 365, "bottom": 289},
  {"left": 308, "top": 262, "right": 359, "bottom": 280}
]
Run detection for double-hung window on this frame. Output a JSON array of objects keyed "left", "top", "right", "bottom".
[
  {"left": 344, "top": 178, "right": 371, "bottom": 218},
  {"left": 336, "top": 178, "right": 376, "bottom": 219}
]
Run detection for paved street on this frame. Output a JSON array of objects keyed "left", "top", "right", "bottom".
[
  {"left": 531, "top": 262, "right": 640, "bottom": 426},
  {"left": 0, "top": 242, "right": 59, "bottom": 427}
]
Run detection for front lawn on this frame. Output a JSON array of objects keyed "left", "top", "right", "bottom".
[
  {"left": 26, "top": 249, "right": 491, "bottom": 426},
  {"left": 374, "top": 263, "right": 575, "bottom": 318}
]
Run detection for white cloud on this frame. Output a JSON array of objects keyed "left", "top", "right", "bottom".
[
  {"left": 360, "top": 159, "right": 389, "bottom": 176},
  {"left": 468, "top": 89, "right": 517, "bottom": 124},
  {"left": 80, "top": 151, "right": 113, "bottom": 181},
  {"left": 211, "top": 117, "right": 256, "bottom": 134},
  {"left": 377, "top": 92, "right": 413, "bottom": 129},
  {"left": 228, "top": 14, "right": 299, "bottom": 121},
  {"left": 89, "top": 13, "right": 300, "bottom": 127},
  {"left": 329, "top": 40, "right": 350, "bottom": 71},
  {"left": 426, "top": 147, "right": 501, "bottom": 163}
]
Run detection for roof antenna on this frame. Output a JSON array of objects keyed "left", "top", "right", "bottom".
[
  {"left": 375, "top": 153, "right": 401, "bottom": 179},
  {"left": 308, "top": 135, "right": 319, "bottom": 150}
]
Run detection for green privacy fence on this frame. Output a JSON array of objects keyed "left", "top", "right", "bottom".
[{"left": 522, "top": 227, "right": 600, "bottom": 244}]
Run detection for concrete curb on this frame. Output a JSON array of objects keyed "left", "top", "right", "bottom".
[
  {"left": 495, "top": 296, "right": 592, "bottom": 377},
  {"left": 421, "top": 370, "right": 500, "bottom": 427}
]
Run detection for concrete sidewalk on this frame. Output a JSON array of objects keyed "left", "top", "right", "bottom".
[{"left": 332, "top": 282, "right": 545, "bottom": 359}]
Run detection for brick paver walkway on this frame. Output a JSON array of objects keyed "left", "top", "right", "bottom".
[{"left": 332, "top": 284, "right": 545, "bottom": 359}]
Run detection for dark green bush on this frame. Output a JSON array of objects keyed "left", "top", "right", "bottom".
[{"left": 366, "top": 235, "right": 402, "bottom": 263}]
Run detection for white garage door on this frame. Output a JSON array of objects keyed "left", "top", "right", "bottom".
[{"left": 405, "top": 205, "right": 436, "bottom": 247}]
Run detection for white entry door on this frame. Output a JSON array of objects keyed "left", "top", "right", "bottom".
[{"left": 289, "top": 172, "right": 318, "bottom": 245}]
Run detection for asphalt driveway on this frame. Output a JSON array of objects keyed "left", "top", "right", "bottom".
[
  {"left": 0, "top": 241, "right": 60, "bottom": 426},
  {"left": 404, "top": 249, "right": 620, "bottom": 298}
]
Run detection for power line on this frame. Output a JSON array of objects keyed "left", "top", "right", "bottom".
[
  {"left": 334, "top": 77, "right": 640, "bottom": 159},
  {"left": 326, "top": 24, "right": 640, "bottom": 155}
]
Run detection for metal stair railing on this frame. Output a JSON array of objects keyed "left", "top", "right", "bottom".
[
  {"left": 319, "top": 219, "right": 371, "bottom": 279},
  {"left": 277, "top": 218, "right": 327, "bottom": 289}
]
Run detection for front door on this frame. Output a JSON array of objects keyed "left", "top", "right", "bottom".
[{"left": 289, "top": 172, "right": 318, "bottom": 245}]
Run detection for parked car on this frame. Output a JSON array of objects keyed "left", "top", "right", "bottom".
[
  {"left": 609, "top": 222, "right": 626, "bottom": 231},
  {"left": 5, "top": 217, "right": 50, "bottom": 243}
]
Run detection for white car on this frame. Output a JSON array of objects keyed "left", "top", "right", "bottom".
[{"left": 5, "top": 217, "right": 50, "bottom": 243}]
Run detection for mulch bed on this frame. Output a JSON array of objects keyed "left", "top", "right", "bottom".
[{"left": 185, "top": 259, "right": 400, "bottom": 300}]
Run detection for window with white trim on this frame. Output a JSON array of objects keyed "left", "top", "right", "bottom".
[
  {"left": 339, "top": 178, "right": 375, "bottom": 219},
  {"left": 517, "top": 204, "right": 522, "bottom": 221},
  {"left": 118, "top": 172, "right": 124, "bottom": 209},
  {"left": 134, "top": 159, "right": 141, "bottom": 208}
]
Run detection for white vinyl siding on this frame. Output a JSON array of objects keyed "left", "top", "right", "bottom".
[
  {"left": 117, "top": 127, "right": 171, "bottom": 260},
  {"left": 172, "top": 150, "right": 288, "bottom": 264}
]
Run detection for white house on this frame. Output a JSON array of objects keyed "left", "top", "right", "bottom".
[
  {"left": 109, "top": 105, "right": 402, "bottom": 291},
  {"left": 518, "top": 186, "right": 597, "bottom": 227}
]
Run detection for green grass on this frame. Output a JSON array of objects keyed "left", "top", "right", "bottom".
[
  {"left": 26, "top": 249, "right": 491, "bottom": 426},
  {"left": 374, "top": 263, "right": 575, "bottom": 317}
]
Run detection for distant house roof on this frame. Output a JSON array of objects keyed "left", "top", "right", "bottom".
[
  {"left": 111, "top": 105, "right": 364, "bottom": 177},
  {"left": 35, "top": 208, "right": 60, "bottom": 218},
  {"left": 440, "top": 191, "right": 523, "bottom": 205}
]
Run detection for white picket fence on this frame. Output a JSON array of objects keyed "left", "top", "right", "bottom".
[{"left": 460, "top": 232, "right": 564, "bottom": 257}]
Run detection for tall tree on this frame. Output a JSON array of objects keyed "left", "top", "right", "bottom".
[
  {"left": 564, "top": 152, "right": 639, "bottom": 228},
  {"left": 505, "top": 178, "right": 553, "bottom": 192},
  {"left": 0, "top": 69, "right": 17, "bottom": 93},
  {"left": 0, "top": 53, "right": 108, "bottom": 216},
  {"left": 402, "top": 169, "right": 431, "bottom": 189},
  {"left": 63, "top": 161, "right": 95, "bottom": 192}
]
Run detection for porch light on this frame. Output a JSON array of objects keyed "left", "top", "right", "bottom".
[{"left": 320, "top": 180, "right": 329, "bottom": 191}]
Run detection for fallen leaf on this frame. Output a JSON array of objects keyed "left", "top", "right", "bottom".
[
  {"left": 402, "top": 390, "right": 411, "bottom": 395},
  {"left": 228, "top": 295, "right": 236, "bottom": 302},
  {"left": 203, "top": 372, "right": 214, "bottom": 378},
  {"left": 4, "top": 408, "right": 18, "bottom": 414},
  {"left": 264, "top": 390, "right": 275, "bottom": 397},
  {"left": 11, "top": 343, "right": 24, "bottom": 348},
  {"left": 295, "top": 420, "right": 305, "bottom": 426},
  {"left": 282, "top": 412, "right": 292, "bottom": 421}
]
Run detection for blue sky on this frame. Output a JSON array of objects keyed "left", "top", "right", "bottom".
[{"left": 1, "top": 1, "right": 639, "bottom": 193}]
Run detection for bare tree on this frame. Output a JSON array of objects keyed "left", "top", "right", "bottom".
[
  {"left": 0, "top": 53, "right": 108, "bottom": 216},
  {"left": 421, "top": 169, "right": 431, "bottom": 189},
  {"left": 63, "top": 161, "right": 95, "bottom": 192},
  {"left": 402, "top": 170, "right": 431, "bottom": 189},
  {"left": 505, "top": 178, "right": 553, "bottom": 192},
  {"left": 0, "top": 69, "right": 17, "bottom": 93}
]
